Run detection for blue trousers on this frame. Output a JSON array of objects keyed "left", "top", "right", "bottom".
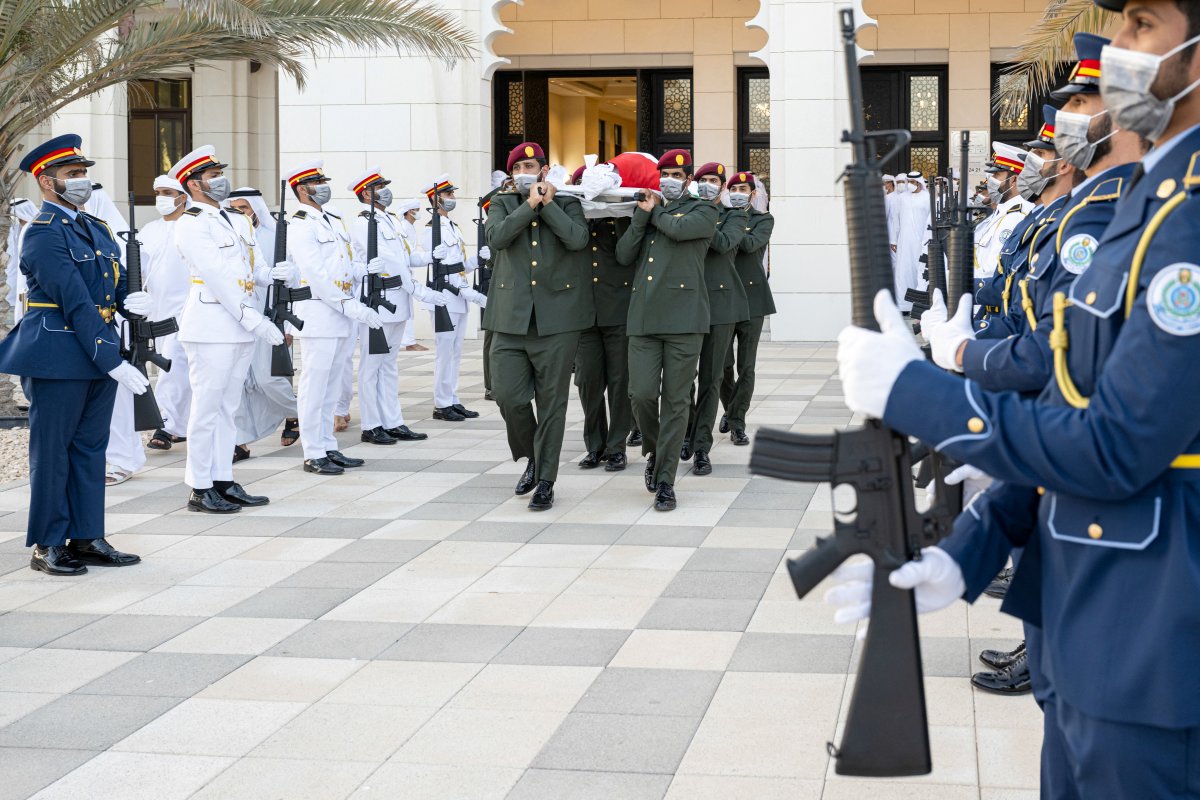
[{"left": 23, "top": 376, "right": 115, "bottom": 547}]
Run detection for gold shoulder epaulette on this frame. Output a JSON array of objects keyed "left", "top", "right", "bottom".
[
  {"left": 31, "top": 212, "right": 53, "bottom": 225},
  {"left": 293, "top": 210, "right": 308, "bottom": 219},
  {"left": 226, "top": 205, "right": 245, "bottom": 215},
  {"left": 359, "top": 210, "right": 371, "bottom": 218},
  {"left": 183, "top": 207, "right": 202, "bottom": 216},
  {"left": 1184, "top": 150, "right": 1200, "bottom": 190},
  {"left": 1087, "top": 177, "right": 1124, "bottom": 202}
]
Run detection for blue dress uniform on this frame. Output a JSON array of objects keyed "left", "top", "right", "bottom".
[
  {"left": 883, "top": 122, "right": 1200, "bottom": 792},
  {"left": 0, "top": 136, "right": 138, "bottom": 568},
  {"left": 972, "top": 201, "right": 1054, "bottom": 340}
]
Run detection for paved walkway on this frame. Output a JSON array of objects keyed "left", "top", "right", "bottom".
[{"left": 0, "top": 340, "right": 1039, "bottom": 799}]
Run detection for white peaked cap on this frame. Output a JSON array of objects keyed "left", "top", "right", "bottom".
[{"left": 346, "top": 166, "right": 389, "bottom": 195}]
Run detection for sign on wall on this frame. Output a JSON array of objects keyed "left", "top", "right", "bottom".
[{"left": 950, "top": 130, "right": 990, "bottom": 190}]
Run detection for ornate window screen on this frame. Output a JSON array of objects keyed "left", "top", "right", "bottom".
[
  {"left": 747, "top": 77, "right": 770, "bottom": 135},
  {"left": 909, "top": 75, "right": 940, "bottom": 132},
  {"left": 910, "top": 146, "right": 941, "bottom": 180},
  {"left": 662, "top": 77, "right": 692, "bottom": 135},
  {"left": 507, "top": 80, "right": 525, "bottom": 137}
]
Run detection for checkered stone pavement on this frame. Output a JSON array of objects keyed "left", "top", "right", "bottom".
[{"left": 0, "top": 340, "right": 1040, "bottom": 799}]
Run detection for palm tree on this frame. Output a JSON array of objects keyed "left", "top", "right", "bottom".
[{"left": 0, "top": 0, "right": 474, "bottom": 415}]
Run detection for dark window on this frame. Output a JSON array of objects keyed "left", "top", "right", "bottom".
[
  {"left": 738, "top": 68, "right": 770, "bottom": 193},
  {"left": 614, "top": 124, "right": 624, "bottom": 156},
  {"left": 598, "top": 120, "right": 607, "bottom": 162},
  {"left": 860, "top": 66, "right": 948, "bottom": 178},
  {"left": 990, "top": 63, "right": 1073, "bottom": 151},
  {"left": 128, "top": 78, "right": 191, "bottom": 204},
  {"left": 637, "top": 69, "right": 693, "bottom": 156}
]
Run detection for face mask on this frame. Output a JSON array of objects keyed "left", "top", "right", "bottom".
[
  {"left": 986, "top": 176, "right": 1004, "bottom": 204},
  {"left": 513, "top": 173, "right": 538, "bottom": 195},
  {"left": 308, "top": 184, "right": 331, "bottom": 207},
  {"left": 51, "top": 177, "right": 92, "bottom": 208},
  {"left": 441, "top": 198, "right": 457, "bottom": 212},
  {"left": 203, "top": 175, "right": 231, "bottom": 203},
  {"left": 1016, "top": 165, "right": 1049, "bottom": 202},
  {"left": 375, "top": 188, "right": 393, "bottom": 208},
  {"left": 697, "top": 182, "right": 721, "bottom": 201},
  {"left": 972, "top": 192, "right": 987, "bottom": 206},
  {"left": 728, "top": 192, "right": 751, "bottom": 209},
  {"left": 155, "top": 195, "right": 182, "bottom": 216},
  {"left": 659, "top": 177, "right": 685, "bottom": 200},
  {"left": 1101, "top": 36, "right": 1200, "bottom": 143},
  {"left": 1054, "top": 108, "right": 1117, "bottom": 170}
]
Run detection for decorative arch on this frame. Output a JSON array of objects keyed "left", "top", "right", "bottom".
[{"left": 482, "top": 0, "right": 519, "bottom": 80}]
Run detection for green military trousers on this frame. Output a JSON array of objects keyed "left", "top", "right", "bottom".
[
  {"left": 720, "top": 316, "right": 765, "bottom": 432},
  {"left": 490, "top": 326, "right": 581, "bottom": 483},
  {"left": 688, "top": 322, "right": 737, "bottom": 454},
  {"left": 574, "top": 324, "right": 632, "bottom": 458},
  {"left": 628, "top": 333, "right": 704, "bottom": 487},
  {"left": 482, "top": 328, "right": 494, "bottom": 396}
]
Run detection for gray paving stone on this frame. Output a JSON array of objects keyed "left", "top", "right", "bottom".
[
  {"left": 615, "top": 526, "right": 710, "bottom": 548},
  {"left": 124, "top": 512, "right": 231, "bottom": 535},
  {"left": 74, "top": 652, "right": 251, "bottom": 698},
  {"left": 788, "top": 529, "right": 822, "bottom": 550},
  {"left": 462, "top": 474, "right": 526, "bottom": 489},
  {"left": 439, "top": 486, "right": 527, "bottom": 505},
  {"left": 274, "top": 560, "right": 398, "bottom": 589},
  {"left": 0, "top": 553, "right": 28, "bottom": 576},
  {"left": 573, "top": 668, "right": 722, "bottom": 717},
  {"left": 505, "top": 769, "right": 670, "bottom": 800},
  {"left": 357, "top": 460, "right": 427, "bottom": 473},
  {"left": 703, "top": 463, "right": 751, "bottom": 478},
  {"left": 740, "top": 476, "right": 817, "bottom": 495},
  {"left": 425, "top": 460, "right": 507, "bottom": 474},
  {"left": 493, "top": 628, "right": 631, "bottom": 667},
  {"left": 449, "top": 521, "right": 545, "bottom": 543},
  {"left": 0, "top": 613, "right": 103, "bottom": 648},
  {"left": 218, "top": 587, "right": 358, "bottom": 619},
  {"left": 661, "top": 570, "right": 771, "bottom": 601},
  {"left": 0, "top": 747, "right": 99, "bottom": 800},
  {"left": 46, "top": 615, "right": 201, "bottom": 652},
  {"left": 529, "top": 524, "right": 629, "bottom": 546},
  {"left": 266, "top": 620, "right": 412, "bottom": 660},
  {"left": 105, "top": 488, "right": 189, "bottom": 514},
  {"left": 730, "top": 490, "right": 816, "bottom": 510},
  {"left": 281, "top": 518, "right": 388, "bottom": 539},
  {"left": 321, "top": 539, "right": 435, "bottom": 564},
  {"left": 727, "top": 632, "right": 855, "bottom": 673},
  {"left": 638, "top": 598, "right": 758, "bottom": 632},
  {"left": 849, "top": 635, "right": 972, "bottom": 678},
  {"left": 401, "top": 502, "right": 497, "bottom": 520},
  {"left": 377, "top": 623, "right": 523, "bottom": 663},
  {"left": 0, "top": 693, "right": 180, "bottom": 750},
  {"left": 205, "top": 517, "right": 302, "bottom": 537},
  {"left": 717, "top": 508, "right": 804, "bottom": 528},
  {"left": 533, "top": 712, "right": 702, "bottom": 774},
  {"left": 682, "top": 548, "right": 782, "bottom": 573}
]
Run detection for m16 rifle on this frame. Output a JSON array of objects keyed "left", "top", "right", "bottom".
[
  {"left": 945, "top": 131, "right": 975, "bottom": 317},
  {"left": 360, "top": 187, "right": 408, "bottom": 355},
  {"left": 905, "top": 176, "right": 952, "bottom": 326},
  {"left": 427, "top": 193, "right": 459, "bottom": 334},
  {"left": 266, "top": 180, "right": 312, "bottom": 377},
  {"left": 747, "top": 8, "right": 961, "bottom": 777},
  {"left": 474, "top": 186, "right": 504, "bottom": 324},
  {"left": 117, "top": 192, "right": 178, "bottom": 431}
]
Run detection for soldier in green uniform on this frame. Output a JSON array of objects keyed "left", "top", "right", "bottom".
[
  {"left": 572, "top": 167, "right": 634, "bottom": 473},
  {"left": 720, "top": 171, "right": 775, "bottom": 446},
  {"left": 682, "top": 162, "right": 749, "bottom": 476},
  {"left": 616, "top": 149, "right": 718, "bottom": 511},
  {"left": 485, "top": 142, "right": 592, "bottom": 511}
]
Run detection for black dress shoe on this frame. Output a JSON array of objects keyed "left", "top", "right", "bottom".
[
  {"left": 970, "top": 652, "right": 1032, "bottom": 695},
  {"left": 644, "top": 454, "right": 657, "bottom": 493},
  {"left": 187, "top": 488, "right": 241, "bottom": 514},
  {"left": 451, "top": 403, "right": 479, "bottom": 418},
  {"left": 604, "top": 452, "right": 627, "bottom": 472},
  {"left": 433, "top": 406, "right": 466, "bottom": 422},
  {"left": 731, "top": 428, "right": 750, "bottom": 446},
  {"left": 979, "top": 640, "right": 1026, "bottom": 670},
  {"left": 387, "top": 425, "right": 428, "bottom": 441},
  {"left": 361, "top": 427, "right": 398, "bottom": 445},
  {"left": 528, "top": 480, "right": 555, "bottom": 511},
  {"left": 232, "top": 445, "right": 250, "bottom": 463},
  {"left": 579, "top": 451, "right": 602, "bottom": 469},
  {"left": 515, "top": 459, "right": 537, "bottom": 495},
  {"left": 67, "top": 538, "right": 141, "bottom": 566},
  {"left": 217, "top": 483, "right": 270, "bottom": 507},
  {"left": 654, "top": 483, "right": 677, "bottom": 512},
  {"left": 693, "top": 450, "right": 712, "bottom": 476},
  {"left": 326, "top": 450, "right": 365, "bottom": 468},
  {"left": 984, "top": 567, "right": 1013, "bottom": 599},
  {"left": 304, "top": 457, "right": 345, "bottom": 475},
  {"left": 680, "top": 439, "right": 693, "bottom": 462},
  {"left": 628, "top": 428, "right": 642, "bottom": 446},
  {"left": 30, "top": 545, "right": 88, "bottom": 576},
  {"left": 719, "top": 414, "right": 729, "bottom": 434}
]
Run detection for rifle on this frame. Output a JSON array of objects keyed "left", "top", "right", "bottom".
[
  {"left": 117, "top": 192, "right": 178, "bottom": 431},
  {"left": 903, "top": 178, "right": 949, "bottom": 325},
  {"left": 361, "top": 187, "right": 399, "bottom": 355},
  {"left": 945, "top": 131, "right": 974, "bottom": 317},
  {"left": 266, "top": 180, "right": 312, "bottom": 377},
  {"left": 427, "top": 194, "right": 457, "bottom": 334},
  {"left": 474, "top": 186, "right": 504, "bottom": 324},
  {"left": 747, "top": 9, "right": 959, "bottom": 777}
]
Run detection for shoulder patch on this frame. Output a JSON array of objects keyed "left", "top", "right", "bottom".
[
  {"left": 1087, "top": 176, "right": 1123, "bottom": 202},
  {"left": 31, "top": 212, "right": 53, "bottom": 225},
  {"left": 183, "top": 207, "right": 202, "bottom": 216},
  {"left": 1147, "top": 264, "right": 1200, "bottom": 336},
  {"left": 998, "top": 229, "right": 1012, "bottom": 244},
  {"left": 293, "top": 210, "right": 308, "bottom": 219},
  {"left": 1059, "top": 233, "right": 1098, "bottom": 275}
]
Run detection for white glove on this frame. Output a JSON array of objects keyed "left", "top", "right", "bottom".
[
  {"left": 252, "top": 319, "right": 285, "bottom": 346},
  {"left": 837, "top": 290, "right": 923, "bottom": 418},
  {"left": 461, "top": 287, "right": 487, "bottom": 308},
  {"left": 945, "top": 464, "right": 989, "bottom": 485},
  {"left": 415, "top": 285, "right": 448, "bottom": 307},
  {"left": 432, "top": 244, "right": 452, "bottom": 262},
  {"left": 479, "top": 246, "right": 491, "bottom": 261},
  {"left": 442, "top": 247, "right": 464, "bottom": 267},
  {"left": 923, "top": 291, "right": 976, "bottom": 372},
  {"left": 366, "top": 257, "right": 385, "bottom": 275},
  {"left": 345, "top": 301, "right": 384, "bottom": 329},
  {"left": 108, "top": 362, "right": 150, "bottom": 395},
  {"left": 270, "top": 261, "right": 295, "bottom": 282},
  {"left": 918, "top": 288, "right": 948, "bottom": 333},
  {"left": 823, "top": 547, "right": 965, "bottom": 625},
  {"left": 123, "top": 291, "right": 152, "bottom": 317}
]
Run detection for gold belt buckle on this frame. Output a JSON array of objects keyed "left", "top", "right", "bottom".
[{"left": 99, "top": 306, "right": 114, "bottom": 323}]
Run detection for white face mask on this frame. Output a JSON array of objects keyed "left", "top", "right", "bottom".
[
  {"left": 986, "top": 176, "right": 1004, "bottom": 204},
  {"left": 697, "top": 181, "right": 721, "bottom": 201},
  {"left": 1101, "top": 36, "right": 1200, "bottom": 143},
  {"left": 1017, "top": 151, "right": 1059, "bottom": 200},
  {"left": 659, "top": 177, "right": 685, "bottom": 200},
  {"left": 155, "top": 194, "right": 182, "bottom": 216},
  {"left": 1054, "top": 108, "right": 1118, "bottom": 171}
]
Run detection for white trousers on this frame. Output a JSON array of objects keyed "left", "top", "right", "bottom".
[
  {"left": 182, "top": 341, "right": 254, "bottom": 489},
  {"left": 335, "top": 332, "right": 357, "bottom": 417},
  {"left": 432, "top": 309, "right": 468, "bottom": 408},
  {"left": 155, "top": 332, "right": 192, "bottom": 438},
  {"left": 359, "top": 321, "right": 407, "bottom": 431},
  {"left": 298, "top": 334, "right": 355, "bottom": 460},
  {"left": 105, "top": 386, "right": 146, "bottom": 474}
]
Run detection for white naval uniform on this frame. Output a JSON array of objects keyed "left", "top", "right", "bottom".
[
  {"left": 174, "top": 203, "right": 270, "bottom": 490},
  {"left": 973, "top": 195, "right": 1032, "bottom": 279},
  {"left": 419, "top": 215, "right": 478, "bottom": 409},
  {"left": 140, "top": 216, "right": 192, "bottom": 439},
  {"left": 349, "top": 204, "right": 442, "bottom": 432}
]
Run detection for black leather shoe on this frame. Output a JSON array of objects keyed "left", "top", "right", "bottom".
[
  {"left": 304, "top": 457, "right": 345, "bottom": 475},
  {"left": 528, "top": 480, "right": 554, "bottom": 510},
  {"left": 386, "top": 425, "right": 428, "bottom": 441},
  {"left": 731, "top": 428, "right": 750, "bottom": 446},
  {"left": 680, "top": 439, "right": 693, "bottom": 462},
  {"left": 433, "top": 406, "right": 466, "bottom": 422},
  {"left": 970, "top": 652, "right": 1032, "bottom": 695},
  {"left": 654, "top": 483, "right": 677, "bottom": 512},
  {"left": 217, "top": 483, "right": 270, "bottom": 507},
  {"left": 451, "top": 403, "right": 479, "bottom": 418},
  {"left": 693, "top": 450, "right": 712, "bottom": 476},
  {"left": 326, "top": 450, "right": 365, "bottom": 468},
  {"left": 644, "top": 454, "right": 657, "bottom": 493},
  {"left": 361, "top": 427, "right": 398, "bottom": 445},
  {"left": 984, "top": 567, "right": 1013, "bottom": 599},
  {"left": 979, "top": 641, "right": 1026, "bottom": 670},
  {"left": 187, "top": 488, "right": 241, "bottom": 514},
  {"left": 67, "top": 538, "right": 141, "bottom": 567},
  {"left": 515, "top": 459, "right": 537, "bottom": 495},
  {"left": 628, "top": 429, "right": 642, "bottom": 446},
  {"left": 579, "top": 451, "right": 602, "bottom": 469},
  {"left": 604, "top": 452, "right": 627, "bottom": 472},
  {"left": 30, "top": 545, "right": 88, "bottom": 576},
  {"left": 232, "top": 445, "right": 250, "bottom": 463},
  {"left": 719, "top": 414, "right": 729, "bottom": 434}
]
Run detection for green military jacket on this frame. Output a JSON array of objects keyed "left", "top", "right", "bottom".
[
  {"left": 704, "top": 206, "right": 750, "bottom": 326},
  {"left": 484, "top": 190, "right": 594, "bottom": 336},
  {"left": 734, "top": 209, "right": 776, "bottom": 317},
  {"left": 615, "top": 196, "right": 718, "bottom": 336},
  {"left": 587, "top": 217, "right": 633, "bottom": 327}
]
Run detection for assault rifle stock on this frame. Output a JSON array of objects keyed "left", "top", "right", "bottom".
[
  {"left": 362, "top": 188, "right": 395, "bottom": 355},
  {"left": 267, "top": 180, "right": 311, "bottom": 377}
]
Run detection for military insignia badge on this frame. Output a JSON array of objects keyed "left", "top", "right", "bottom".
[
  {"left": 1060, "top": 233, "right": 1097, "bottom": 275},
  {"left": 999, "top": 229, "right": 1012, "bottom": 243},
  {"left": 1148, "top": 264, "right": 1200, "bottom": 336}
]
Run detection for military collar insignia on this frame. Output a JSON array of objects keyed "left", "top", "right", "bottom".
[
  {"left": 1087, "top": 176, "right": 1124, "bottom": 202},
  {"left": 1147, "top": 264, "right": 1200, "bottom": 336},
  {"left": 1185, "top": 150, "right": 1200, "bottom": 190},
  {"left": 293, "top": 210, "right": 308, "bottom": 219},
  {"left": 32, "top": 211, "right": 53, "bottom": 225},
  {"left": 183, "top": 207, "right": 202, "bottom": 216}
]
